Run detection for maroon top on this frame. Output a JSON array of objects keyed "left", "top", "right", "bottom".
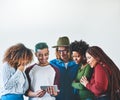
[{"left": 86, "top": 63, "right": 111, "bottom": 96}]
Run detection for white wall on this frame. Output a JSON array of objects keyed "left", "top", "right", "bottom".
[{"left": 0, "top": 0, "right": 120, "bottom": 99}]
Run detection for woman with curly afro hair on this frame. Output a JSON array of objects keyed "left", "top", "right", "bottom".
[
  {"left": 70, "top": 40, "right": 94, "bottom": 100},
  {"left": 1, "top": 43, "right": 33, "bottom": 100}
]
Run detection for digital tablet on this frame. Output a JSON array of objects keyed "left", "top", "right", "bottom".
[{"left": 40, "top": 85, "right": 59, "bottom": 92}]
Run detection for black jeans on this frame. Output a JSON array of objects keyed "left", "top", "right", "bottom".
[{"left": 94, "top": 94, "right": 110, "bottom": 100}]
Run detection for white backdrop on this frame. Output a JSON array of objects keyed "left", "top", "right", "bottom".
[{"left": 0, "top": 0, "right": 120, "bottom": 99}]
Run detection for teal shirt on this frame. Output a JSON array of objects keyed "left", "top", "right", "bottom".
[{"left": 72, "top": 64, "right": 94, "bottom": 100}]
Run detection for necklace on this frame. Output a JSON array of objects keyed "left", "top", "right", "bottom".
[{"left": 81, "top": 64, "right": 87, "bottom": 69}]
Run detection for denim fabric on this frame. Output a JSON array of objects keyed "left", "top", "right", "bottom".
[{"left": 1, "top": 94, "right": 23, "bottom": 100}]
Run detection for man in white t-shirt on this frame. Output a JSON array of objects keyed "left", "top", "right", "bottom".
[{"left": 25, "top": 42, "right": 60, "bottom": 100}]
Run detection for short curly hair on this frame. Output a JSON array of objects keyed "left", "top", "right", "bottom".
[{"left": 70, "top": 40, "right": 89, "bottom": 64}]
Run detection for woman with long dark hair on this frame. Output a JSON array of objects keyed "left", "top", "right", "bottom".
[{"left": 80, "top": 46, "right": 120, "bottom": 100}]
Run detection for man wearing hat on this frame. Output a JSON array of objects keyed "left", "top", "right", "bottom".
[
  {"left": 50, "top": 36, "right": 79, "bottom": 100},
  {"left": 25, "top": 42, "right": 60, "bottom": 100}
]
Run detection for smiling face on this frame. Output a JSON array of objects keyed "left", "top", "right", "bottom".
[
  {"left": 57, "top": 46, "right": 69, "bottom": 62},
  {"left": 35, "top": 48, "right": 49, "bottom": 66},
  {"left": 86, "top": 52, "right": 97, "bottom": 68},
  {"left": 72, "top": 51, "right": 82, "bottom": 64}
]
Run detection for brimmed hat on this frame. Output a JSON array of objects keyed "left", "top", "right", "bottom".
[
  {"left": 35, "top": 42, "right": 48, "bottom": 52},
  {"left": 52, "top": 36, "right": 70, "bottom": 48}
]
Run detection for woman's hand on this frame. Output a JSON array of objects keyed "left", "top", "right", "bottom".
[
  {"left": 17, "top": 65, "right": 24, "bottom": 71},
  {"left": 80, "top": 76, "right": 89, "bottom": 87}
]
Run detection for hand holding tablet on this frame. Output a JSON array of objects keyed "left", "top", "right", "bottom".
[{"left": 40, "top": 85, "right": 59, "bottom": 92}]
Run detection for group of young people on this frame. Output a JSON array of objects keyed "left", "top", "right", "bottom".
[{"left": 0, "top": 36, "right": 120, "bottom": 100}]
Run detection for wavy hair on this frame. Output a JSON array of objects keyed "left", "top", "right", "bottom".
[
  {"left": 55, "top": 46, "right": 72, "bottom": 60},
  {"left": 3, "top": 43, "right": 33, "bottom": 69},
  {"left": 86, "top": 46, "right": 120, "bottom": 100}
]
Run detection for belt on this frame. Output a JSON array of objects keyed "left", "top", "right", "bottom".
[{"left": 96, "top": 94, "right": 107, "bottom": 98}]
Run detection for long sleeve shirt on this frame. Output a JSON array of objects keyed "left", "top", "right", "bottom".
[
  {"left": 0, "top": 62, "right": 28, "bottom": 96},
  {"left": 72, "top": 64, "right": 94, "bottom": 99},
  {"left": 86, "top": 63, "right": 110, "bottom": 96}
]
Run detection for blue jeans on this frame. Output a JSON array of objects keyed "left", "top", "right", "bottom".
[{"left": 1, "top": 94, "right": 23, "bottom": 100}]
